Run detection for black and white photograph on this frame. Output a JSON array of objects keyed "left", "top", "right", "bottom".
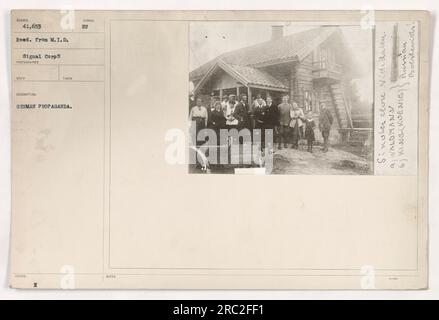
[
  {"left": 189, "top": 23, "right": 374, "bottom": 174},
  {"left": 1, "top": 5, "right": 434, "bottom": 297}
]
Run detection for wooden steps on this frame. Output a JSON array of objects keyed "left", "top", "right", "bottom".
[{"left": 328, "top": 83, "right": 353, "bottom": 130}]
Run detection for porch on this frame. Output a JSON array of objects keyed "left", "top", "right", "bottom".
[{"left": 192, "top": 59, "right": 289, "bottom": 105}]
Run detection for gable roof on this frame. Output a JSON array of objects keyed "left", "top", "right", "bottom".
[
  {"left": 190, "top": 27, "right": 340, "bottom": 81},
  {"left": 227, "top": 64, "right": 289, "bottom": 91},
  {"left": 193, "top": 59, "right": 289, "bottom": 94}
]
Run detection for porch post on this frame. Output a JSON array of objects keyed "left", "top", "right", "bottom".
[
  {"left": 236, "top": 86, "right": 240, "bottom": 98},
  {"left": 219, "top": 88, "right": 223, "bottom": 101},
  {"left": 247, "top": 87, "right": 252, "bottom": 104}
]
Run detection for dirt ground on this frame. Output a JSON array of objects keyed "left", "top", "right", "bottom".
[
  {"left": 271, "top": 144, "right": 372, "bottom": 175},
  {"left": 189, "top": 142, "right": 372, "bottom": 175}
]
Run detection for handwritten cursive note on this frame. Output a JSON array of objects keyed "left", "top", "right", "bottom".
[{"left": 374, "top": 22, "right": 418, "bottom": 175}]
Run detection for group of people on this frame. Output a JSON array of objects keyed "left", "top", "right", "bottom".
[{"left": 189, "top": 93, "right": 334, "bottom": 153}]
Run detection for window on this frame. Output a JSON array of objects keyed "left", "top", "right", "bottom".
[
  {"left": 303, "top": 90, "right": 313, "bottom": 112},
  {"left": 319, "top": 47, "right": 335, "bottom": 69}
]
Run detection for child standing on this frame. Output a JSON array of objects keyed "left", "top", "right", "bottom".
[{"left": 304, "top": 111, "right": 316, "bottom": 153}]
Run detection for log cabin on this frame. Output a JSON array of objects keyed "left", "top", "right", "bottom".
[{"left": 189, "top": 26, "right": 373, "bottom": 144}]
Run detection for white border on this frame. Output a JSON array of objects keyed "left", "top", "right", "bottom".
[{"left": 1, "top": 0, "right": 438, "bottom": 299}]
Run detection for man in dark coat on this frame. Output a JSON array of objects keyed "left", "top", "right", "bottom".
[
  {"left": 263, "top": 96, "right": 280, "bottom": 146},
  {"left": 209, "top": 101, "right": 226, "bottom": 145},
  {"left": 318, "top": 102, "right": 333, "bottom": 152},
  {"left": 235, "top": 95, "right": 252, "bottom": 145},
  {"left": 235, "top": 94, "right": 250, "bottom": 130},
  {"left": 254, "top": 96, "right": 279, "bottom": 150},
  {"left": 207, "top": 96, "right": 218, "bottom": 129}
]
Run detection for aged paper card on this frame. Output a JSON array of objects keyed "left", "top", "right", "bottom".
[{"left": 9, "top": 10, "right": 430, "bottom": 289}]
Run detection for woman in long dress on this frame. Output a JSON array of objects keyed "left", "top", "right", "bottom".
[{"left": 209, "top": 101, "right": 226, "bottom": 145}]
